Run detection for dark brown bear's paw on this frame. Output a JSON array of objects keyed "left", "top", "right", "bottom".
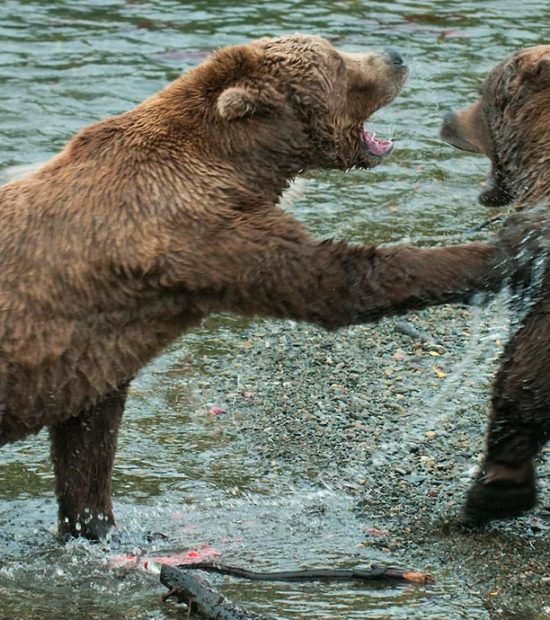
[
  {"left": 462, "top": 463, "right": 537, "bottom": 525},
  {"left": 58, "top": 512, "right": 115, "bottom": 542}
]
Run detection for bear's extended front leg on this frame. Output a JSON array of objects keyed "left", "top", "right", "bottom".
[
  {"left": 164, "top": 206, "right": 513, "bottom": 327},
  {"left": 464, "top": 300, "right": 550, "bottom": 523},
  {"left": 49, "top": 383, "right": 129, "bottom": 540},
  {"left": 211, "top": 235, "right": 507, "bottom": 327}
]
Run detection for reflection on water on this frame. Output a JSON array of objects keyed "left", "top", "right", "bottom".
[{"left": 1, "top": 1, "right": 549, "bottom": 618}]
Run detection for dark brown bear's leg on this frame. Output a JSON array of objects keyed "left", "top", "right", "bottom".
[
  {"left": 49, "top": 383, "right": 129, "bottom": 540},
  {"left": 464, "top": 301, "right": 550, "bottom": 523}
]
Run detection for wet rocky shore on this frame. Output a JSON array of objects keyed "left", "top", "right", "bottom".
[{"left": 194, "top": 299, "right": 550, "bottom": 619}]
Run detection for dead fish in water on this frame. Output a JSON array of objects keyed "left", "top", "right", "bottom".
[{"left": 108, "top": 544, "right": 222, "bottom": 572}]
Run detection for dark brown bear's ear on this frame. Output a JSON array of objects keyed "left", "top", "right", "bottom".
[
  {"left": 216, "top": 85, "right": 280, "bottom": 120},
  {"left": 522, "top": 57, "right": 550, "bottom": 87}
]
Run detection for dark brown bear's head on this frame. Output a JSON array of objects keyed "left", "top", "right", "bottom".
[
  {"left": 163, "top": 34, "right": 407, "bottom": 185},
  {"left": 440, "top": 45, "right": 550, "bottom": 208}
]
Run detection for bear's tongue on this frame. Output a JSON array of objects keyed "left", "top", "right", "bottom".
[{"left": 362, "top": 129, "right": 393, "bottom": 157}]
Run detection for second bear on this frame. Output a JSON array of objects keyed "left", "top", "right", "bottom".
[{"left": 441, "top": 44, "right": 550, "bottom": 522}]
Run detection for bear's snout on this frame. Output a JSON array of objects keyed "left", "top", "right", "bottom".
[
  {"left": 440, "top": 110, "right": 480, "bottom": 154},
  {"left": 384, "top": 49, "right": 405, "bottom": 67}
]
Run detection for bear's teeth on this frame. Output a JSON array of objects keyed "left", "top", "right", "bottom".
[{"left": 362, "top": 130, "right": 393, "bottom": 157}]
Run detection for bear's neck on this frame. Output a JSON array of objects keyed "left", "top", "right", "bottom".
[
  {"left": 510, "top": 155, "right": 550, "bottom": 207},
  {"left": 499, "top": 114, "right": 550, "bottom": 207}
]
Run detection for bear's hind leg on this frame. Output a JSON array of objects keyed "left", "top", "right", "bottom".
[
  {"left": 49, "top": 383, "right": 129, "bottom": 540},
  {"left": 464, "top": 303, "right": 550, "bottom": 524}
]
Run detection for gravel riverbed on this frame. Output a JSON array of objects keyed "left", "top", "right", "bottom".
[{"left": 189, "top": 297, "right": 550, "bottom": 619}]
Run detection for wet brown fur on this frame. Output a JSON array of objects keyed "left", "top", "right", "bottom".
[
  {"left": 441, "top": 46, "right": 550, "bottom": 522},
  {"left": 0, "top": 35, "right": 507, "bottom": 537},
  {"left": 441, "top": 45, "right": 550, "bottom": 208}
]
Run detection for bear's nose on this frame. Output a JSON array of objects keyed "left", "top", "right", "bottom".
[
  {"left": 385, "top": 49, "right": 404, "bottom": 66},
  {"left": 440, "top": 111, "right": 458, "bottom": 138}
]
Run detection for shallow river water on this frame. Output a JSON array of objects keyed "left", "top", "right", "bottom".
[{"left": 0, "top": 1, "right": 549, "bottom": 619}]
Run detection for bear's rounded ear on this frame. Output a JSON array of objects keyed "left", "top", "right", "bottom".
[
  {"left": 217, "top": 85, "right": 280, "bottom": 121},
  {"left": 217, "top": 87, "right": 257, "bottom": 120},
  {"left": 522, "top": 56, "right": 550, "bottom": 87}
]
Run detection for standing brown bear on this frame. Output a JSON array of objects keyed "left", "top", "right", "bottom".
[
  {"left": 0, "top": 34, "right": 511, "bottom": 540},
  {"left": 441, "top": 45, "right": 550, "bottom": 523}
]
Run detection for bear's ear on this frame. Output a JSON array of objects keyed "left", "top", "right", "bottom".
[
  {"left": 522, "top": 57, "right": 550, "bottom": 87},
  {"left": 216, "top": 86, "right": 279, "bottom": 120}
]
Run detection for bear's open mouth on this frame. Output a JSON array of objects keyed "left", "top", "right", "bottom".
[
  {"left": 352, "top": 126, "right": 394, "bottom": 168},
  {"left": 361, "top": 128, "right": 393, "bottom": 158}
]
